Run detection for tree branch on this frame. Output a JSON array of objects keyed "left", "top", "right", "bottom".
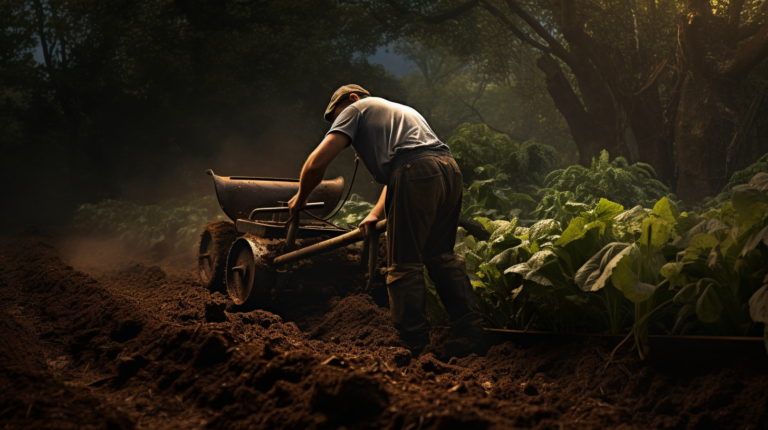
[
  {"left": 31, "top": 0, "right": 53, "bottom": 75},
  {"left": 384, "top": 0, "right": 480, "bottom": 24},
  {"left": 738, "top": 2, "right": 768, "bottom": 41},
  {"left": 502, "top": 0, "right": 571, "bottom": 60},
  {"left": 721, "top": 19, "right": 768, "bottom": 76},
  {"left": 477, "top": 0, "right": 552, "bottom": 54},
  {"left": 452, "top": 86, "right": 527, "bottom": 141}
]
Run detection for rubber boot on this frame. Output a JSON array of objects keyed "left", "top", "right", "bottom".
[{"left": 386, "top": 264, "right": 431, "bottom": 354}]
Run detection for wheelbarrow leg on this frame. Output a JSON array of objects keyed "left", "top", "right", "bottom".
[
  {"left": 366, "top": 228, "right": 380, "bottom": 292},
  {"left": 273, "top": 214, "right": 301, "bottom": 297}
]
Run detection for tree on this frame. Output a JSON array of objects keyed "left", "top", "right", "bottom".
[
  {"left": 371, "top": 0, "right": 768, "bottom": 203},
  {"left": 1, "top": 0, "right": 400, "bottom": 229}
]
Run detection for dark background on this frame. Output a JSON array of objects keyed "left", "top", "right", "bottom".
[{"left": 2, "top": 0, "right": 767, "bottom": 233}]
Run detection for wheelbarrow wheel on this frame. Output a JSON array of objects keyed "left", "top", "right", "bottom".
[
  {"left": 198, "top": 221, "right": 240, "bottom": 292},
  {"left": 225, "top": 237, "right": 275, "bottom": 309}
]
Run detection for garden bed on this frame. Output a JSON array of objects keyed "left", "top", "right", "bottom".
[{"left": 1, "top": 231, "right": 767, "bottom": 429}]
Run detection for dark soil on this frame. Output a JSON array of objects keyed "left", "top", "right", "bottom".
[{"left": 0, "top": 230, "right": 766, "bottom": 429}]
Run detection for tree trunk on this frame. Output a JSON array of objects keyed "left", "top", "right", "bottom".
[
  {"left": 674, "top": 2, "right": 768, "bottom": 203},
  {"left": 536, "top": 54, "right": 622, "bottom": 166},
  {"left": 674, "top": 76, "right": 738, "bottom": 203}
]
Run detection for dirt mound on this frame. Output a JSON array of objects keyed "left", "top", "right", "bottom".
[
  {"left": 1, "top": 233, "right": 767, "bottom": 429},
  {"left": 310, "top": 294, "right": 402, "bottom": 348}
]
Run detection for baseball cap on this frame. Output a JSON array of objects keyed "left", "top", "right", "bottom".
[{"left": 324, "top": 84, "right": 370, "bottom": 122}]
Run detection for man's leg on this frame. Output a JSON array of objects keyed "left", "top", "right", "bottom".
[
  {"left": 385, "top": 157, "right": 446, "bottom": 349},
  {"left": 421, "top": 155, "right": 482, "bottom": 330}
]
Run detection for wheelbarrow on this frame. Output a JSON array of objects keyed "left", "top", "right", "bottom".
[{"left": 197, "top": 170, "right": 385, "bottom": 308}]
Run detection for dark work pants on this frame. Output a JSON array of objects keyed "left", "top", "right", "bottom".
[{"left": 385, "top": 153, "right": 479, "bottom": 340}]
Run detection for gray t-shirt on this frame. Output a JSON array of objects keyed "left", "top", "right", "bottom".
[{"left": 326, "top": 97, "right": 449, "bottom": 184}]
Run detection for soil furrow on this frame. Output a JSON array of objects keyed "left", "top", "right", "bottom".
[{"left": 1, "top": 234, "right": 766, "bottom": 429}]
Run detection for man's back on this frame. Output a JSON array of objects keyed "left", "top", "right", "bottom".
[{"left": 327, "top": 97, "right": 449, "bottom": 184}]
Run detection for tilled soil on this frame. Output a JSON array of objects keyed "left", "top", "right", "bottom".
[{"left": 1, "top": 231, "right": 767, "bottom": 429}]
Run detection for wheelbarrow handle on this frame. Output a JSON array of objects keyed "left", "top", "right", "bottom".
[
  {"left": 273, "top": 219, "right": 387, "bottom": 267},
  {"left": 248, "top": 202, "right": 325, "bottom": 220}
]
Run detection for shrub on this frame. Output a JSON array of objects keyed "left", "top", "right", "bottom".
[
  {"left": 533, "top": 150, "right": 676, "bottom": 220},
  {"left": 446, "top": 123, "right": 559, "bottom": 194}
]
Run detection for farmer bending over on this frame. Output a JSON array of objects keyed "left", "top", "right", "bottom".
[{"left": 288, "top": 85, "right": 484, "bottom": 354}]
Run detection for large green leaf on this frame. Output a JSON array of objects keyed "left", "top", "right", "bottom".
[
  {"left": 748, "top": 172, "right": 768, "bottom": 191},
  {"left": 612, "top": 205, "right": 649, "bottom": 241},
  {"left": 488, "top": 247, "right": 519, "bottom": 271},
  {"left": 651, "top": 197, "right": 679, "bottom": 226},
  {"left": 556, "top": 216, "right": 605, "bottom": 248},
  {"left": 732, "top": 184, "right": 767, "bottom": 234},
  {"left": 528, "top": 219, "right": 560, "bottom": 243},
  {"left": 563, "top": 201, "right": 590, "bottom": 214},
  {"left": 748, "top": 277, "right": 768, "bottom": 324},
  {"left": 682, "top": 233, "right": 720, "bottom": 261},
  {"left": 489, "top": 219, "right": 517, "bottom": 241},
  {"left": 695, "top": 283, "right": 723, "bottom": 323},
  {"left": 574, "top": 242, "right": 630, "bottom": 289},
  {"left": 740, "top": 224, "right": 768, "bottom": 257},
  {"left": 578, "top": 245, "right": 633, "bottom": 293},
  {"left": 508, "top": 193, "right": 537, "bottom": 204},
  {"left": 490, "top": 231, "right": 522, "bottom": 253},
  {"left": 660, "top": 261, "right": 687, "bottom": 288},
  {"left": 611, "top": 251, "right": 657, "bottom": 303},
  {"left": 672, "top": 219, "right": 729, "bottom": 249},
  {"left": 590, "top": 198, "right": 624, "bottom": 221},
  {"left": 464, "top": 251, "right": 483, "bottom": 272},
  {"left": 475, "top": 217, "right": 497, "bottom": 234},
  {"left": 556, "top": 217, "right": 588, "bottom": 247},
  {"left": 640, "top": 217, "right": 673, "bottom": 250}
]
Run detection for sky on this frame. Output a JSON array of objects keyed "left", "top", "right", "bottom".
[{"left": 367, "top": 44, "right": 415, "bottom": 77}]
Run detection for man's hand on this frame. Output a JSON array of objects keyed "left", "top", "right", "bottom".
[
  {"left": 358, "top": 213, "right": 380, "bottom": 236},
  {"left": 358, "top": 186, "right": 388, "bottom": 236},
  {"left": 287, "top": 193, "right": 307, "bottom": 217}
]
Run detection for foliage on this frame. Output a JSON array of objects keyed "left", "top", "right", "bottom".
[
  {"left": 459, "top": 164, "right": 537, "bottom": 221},
  {"left": 329, "top": 194, "right": 375, "bottom": 229},
  {"left": 704, "top": 152, "right": 768, "bottom": 206},
  {"left": 393, "top": 40, "right": 578, "bottom": 162},
  {"left": 534, "top": 151, "right": 677, "bottom": 220},
  {"left": 447, "top": 123, "right": 560, "bottom": 194},
  {"left": 460, "top": 173, "right": 768, "bottom": 357},
  {"left": 72, "top": 196, "right": 224, "bottom": 253},
  {"left": 1, "top": 0, "right": 400, "bottom": 230}
]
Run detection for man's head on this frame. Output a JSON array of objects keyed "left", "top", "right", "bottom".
[{"left": 324, "top": 84, "right": 370, "bottom": 122}]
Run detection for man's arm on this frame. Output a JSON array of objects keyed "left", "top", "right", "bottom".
[
  {"left": 288, "top": 132, "right": 349, "bottom": 216},
  {"left": 358, "top": 186, "right": 386, "bottom": 236}
]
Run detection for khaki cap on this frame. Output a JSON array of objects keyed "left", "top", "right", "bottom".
[{"left": 324, "top": 84, "right": 370, "bottom": 122}]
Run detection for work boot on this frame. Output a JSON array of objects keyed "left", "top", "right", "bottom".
[
  {"left": 386, "top": 263, "right": 431, "bottom": 355},
  {"left": 425, "top": 253, "right": 480, "bottom": 323},
  {"left": 425, "top": 253, "right": 490, "bottom": 358},
  {"left": 443, "top": 313, "right": 490, "bottom": 358}
]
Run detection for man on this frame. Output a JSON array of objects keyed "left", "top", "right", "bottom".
[{"left": 288, "top": 85, "right": 483, "bottom": 353}]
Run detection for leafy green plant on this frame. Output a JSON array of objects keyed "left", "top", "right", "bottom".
[
  {"left": 460, "top": 164, "right": 537, "bottom": 221},
  {"left": 534, "top": 150, "right": 676, "bottom": 219},
  {"left": 73, "top": 196, "right": 224, "bottom": 252},
  {"left": 460, "top": 172, "right": 768, "bottom": 357},
  {"left": 703, "top": 152, "right": 768, "bottom": 206},
  {"left": 446, "top": 123, "right": 560, "bottom": 194},
  {"left": 329, "top": 194, "right": 375, "bottom": 229},
  {"left": 661, "top": 176, "right": 768, "bottom": 342}
]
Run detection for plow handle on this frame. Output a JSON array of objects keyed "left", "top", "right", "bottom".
[{"left": 273, "top": 220, "right": 387, "bottom": 266}]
